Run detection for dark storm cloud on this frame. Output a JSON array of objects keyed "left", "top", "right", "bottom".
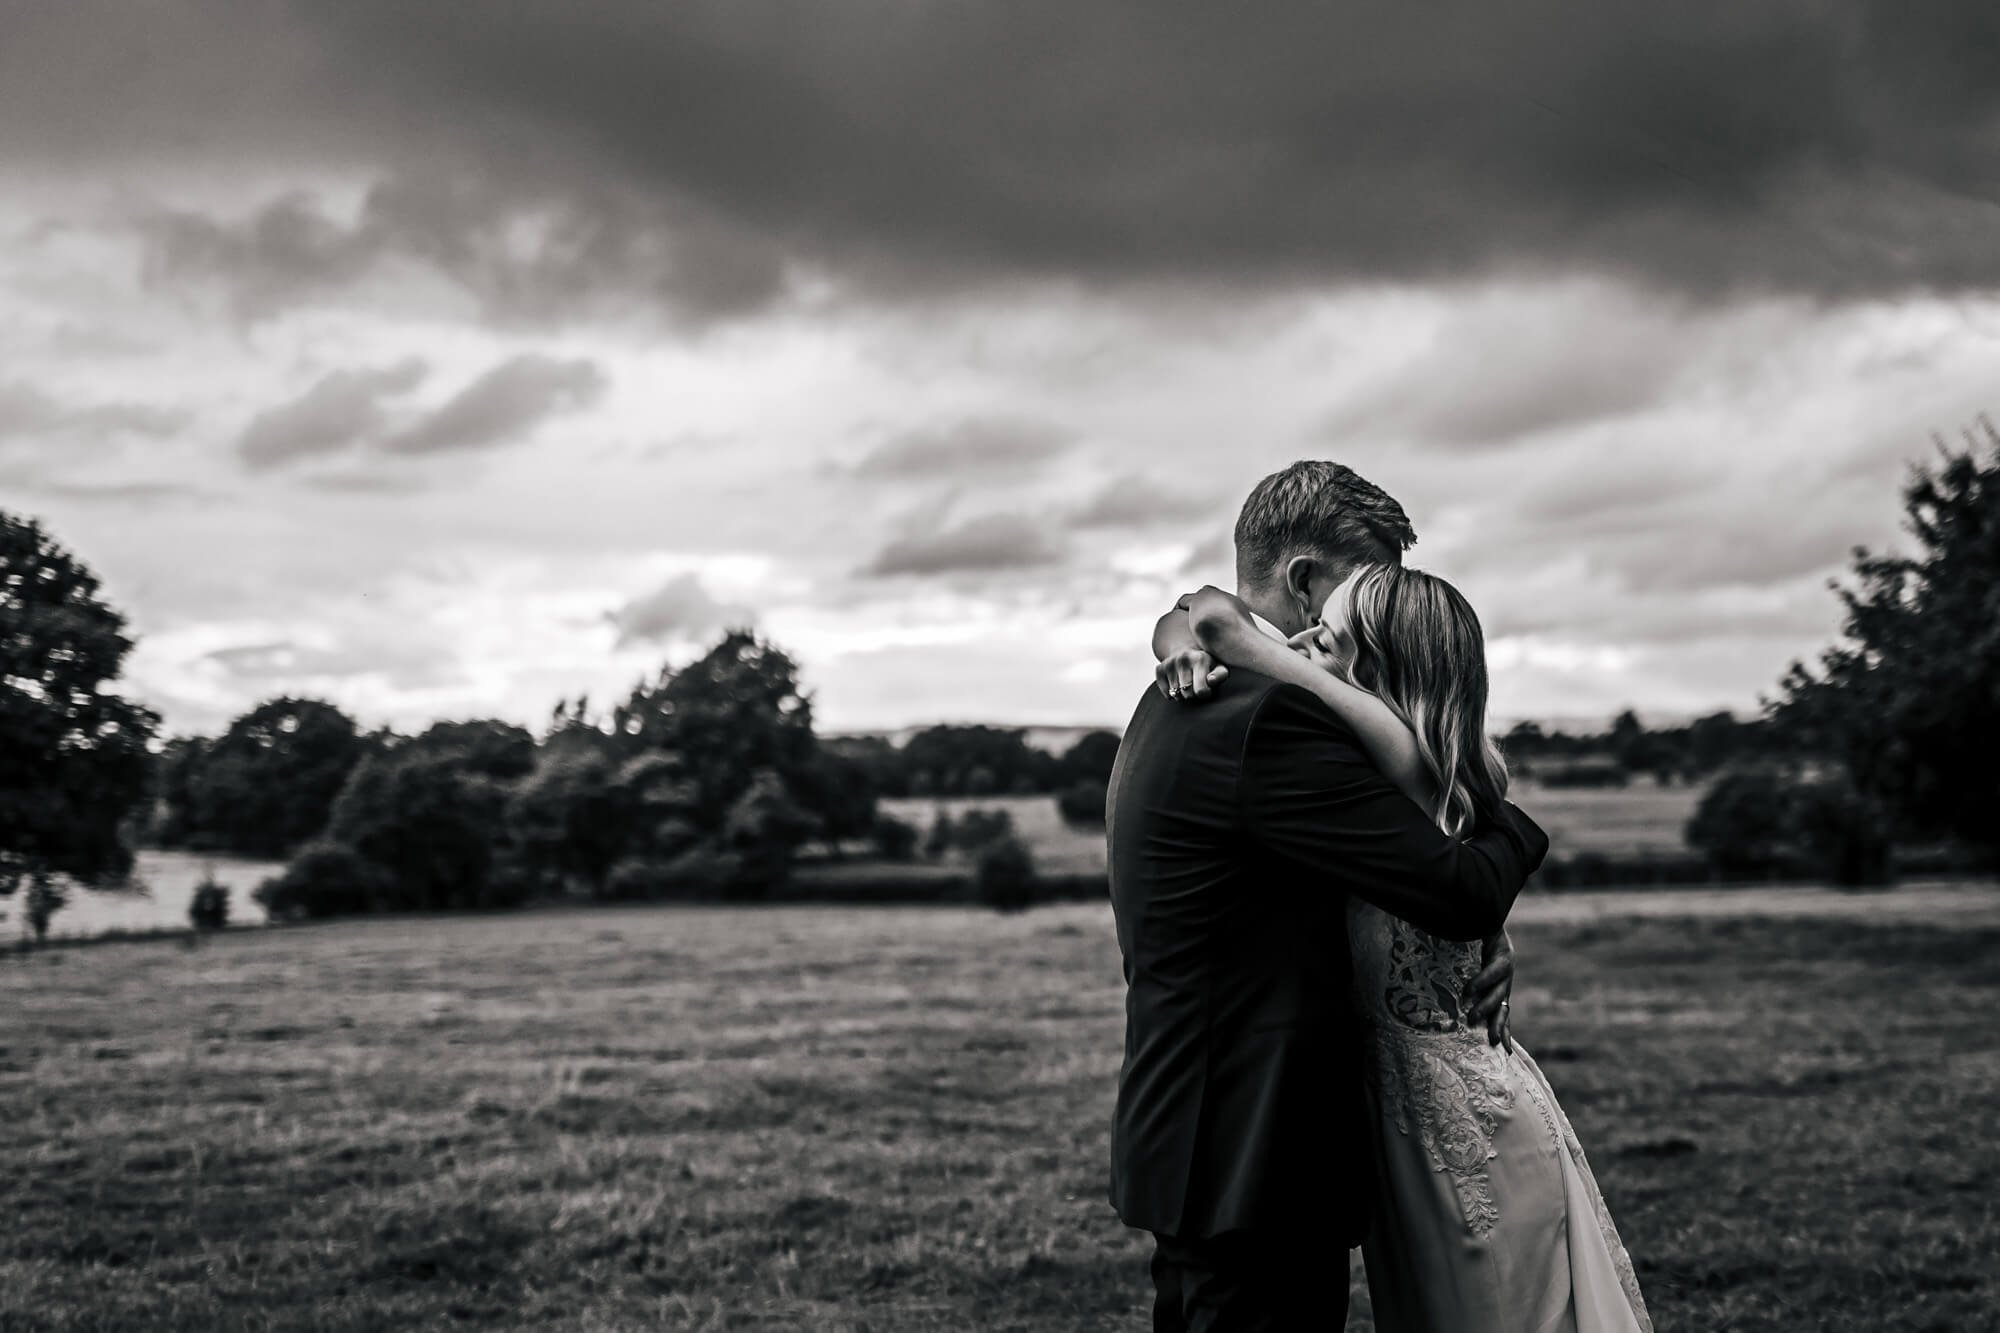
[
  {"left": 862, "top": 514, "right": 1067, "bottom": 577},
  {"left": 0, "top": 380, "right": 185, "bottom": 443},
  {"left": 849, "top": 418, "right": 1071, "bottom": 479},
  {"left": 607, "top": 572, "right": 749, "bottom": 648},
  {"left": 1070, "top": 474, "right": 1225, "bottom": 530},
  {"left": 383, "top": 355, "right": 605, "bottom": 457},
  {"left": 237, "top": 360, "right": 428, "bottom": 469},
  {"left": 8, "top": 2, "right": 1997, "bottom": 304}
]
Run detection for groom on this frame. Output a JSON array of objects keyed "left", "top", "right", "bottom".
[{"left": 1106, "top": 461, "right": 1550, "bottom": 1331}]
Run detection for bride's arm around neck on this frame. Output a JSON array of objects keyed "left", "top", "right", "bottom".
[{"left": 1186, "top": 586, "right": 1436, "bottom": 810}]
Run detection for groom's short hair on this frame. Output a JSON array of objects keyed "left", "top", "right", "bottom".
[{"left": 1234, "top": 461, "right": 1416, "bottom": 587}]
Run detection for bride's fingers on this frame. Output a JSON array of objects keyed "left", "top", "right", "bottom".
[{"left": 1206, "top": 664, "right": 1229, "bottom": 687}]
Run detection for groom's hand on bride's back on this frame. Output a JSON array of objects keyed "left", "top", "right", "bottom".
[
  {"left": 1155, "top": 647, "right": 1228, "bottom": 702},
  {"left": 1463, "top": 930, "right": 1516, "bottom": 1053}
]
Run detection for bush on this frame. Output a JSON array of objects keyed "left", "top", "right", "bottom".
[
  {"left": 254, "top": 840, "right": 394, "bottom": 921},
  {"left": 871, "top": 814, "right": 919, "bottom": 861},
  {"left": 23, "top": 869, "right": 67, "bottom": 944},
  {"left": 1056, "top": 779, "right": 1108, "bottom": 827},
  {"left": 953, "top": 807, "right": 1015, "bottom": 851},
  {"left": 1686, "top": 772, "right": 1796, "bottom": 877},
  {"left": 973, "top": 833, "right": 1037, "bottom": 913},
  {"left": 188, "top": 875, "right": 230, "bottom": 932},
  {"left": 924, "top": 811, "right": 955, "bottom": 860},
  {"left": 1686, "top": 770, "right": 1898, "bottom": 887},
  {"left": 602, "top": 844, "right": 746, "bottom": 901}
]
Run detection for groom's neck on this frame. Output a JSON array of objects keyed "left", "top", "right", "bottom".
[{"left": 1236, "top": 582, "right": 1301, "bottom": 637}]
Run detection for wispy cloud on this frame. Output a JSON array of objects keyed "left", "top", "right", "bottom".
[
  {"left": 862, "top": 514, "right": 1067, "bottom": 577},
  {"left": 238, "top": 360, "right": 427, "bottom": 469},
  {"left": 1070, "top": 473, "right": 1223, "bottom": 530},
  {"left": 0, "top": 379, "right": 185, "bottom": 443},
  {"left": 607, "top": 572, "right": 750, "bottom": 648},
  {"left": 849, "top": 417, "right": 1071, "bottom": 479},
  {"left": 383, "top": 355, "right": 604, "bottom": 457}
]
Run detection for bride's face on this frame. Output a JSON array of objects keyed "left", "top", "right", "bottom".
[{"left": 1311, "top": 570, "right": 1362, "bottom": 677}]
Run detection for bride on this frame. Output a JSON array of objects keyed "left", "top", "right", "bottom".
[{"left": 1154, "top": 565, "right": 1652, "bottom": 1333}]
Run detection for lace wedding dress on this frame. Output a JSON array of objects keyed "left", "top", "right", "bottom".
[{"left": 1349, "top": 899, "right": 1653, "bottom": 1332}]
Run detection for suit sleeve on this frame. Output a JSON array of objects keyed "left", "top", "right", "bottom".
[{"left": 1238, "top": 683, "right": 1550, "bottom": 941}]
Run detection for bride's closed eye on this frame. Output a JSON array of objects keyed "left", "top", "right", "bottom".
[{"left": 1286, "top": 625, "right": 1338, "bottom": 670}]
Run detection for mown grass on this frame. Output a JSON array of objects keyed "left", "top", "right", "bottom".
[{"left": 3, "top": 897, "right": 1995, "bottom": 1331}]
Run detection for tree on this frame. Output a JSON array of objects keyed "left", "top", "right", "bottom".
[
  {"left": 170, "top": 698, "right": 373, "bottom": 857},
  {"left": 323, "top": 750, "right": 518, "bottom": 912},
  {"left": 1056, "top": 779, "right": 1107, "bottom": 826},
  {"left": 0, "top": 511, "right": 159, "bottom": 940},
  {"left": 1685, "top": 712, "right": 1746, "bottom": 775},
  {"left": 897, "top": 725, "right": 1057, "bottom": 796},
  {"left": 612, "top": 631, "right": 818, "bottom": 826},
  {"left": 789, "top": 748, "right": 881, "bottom": 855},
  {"left": 402, "top": 719, "right": 538, "bottom": 779},
  {"left": 1774, "top": 417, "right": 2000, "bottom": 863},
  {"left": 1787, "top": 778, "right": 1895, "bottom": 888},
  {"left": 1055, "top": 730, "right": 1121, "bottom": 788},
  {"left": 871, "top": 814, "right": 919, "bottom": 860},
  {"left": 720, "top": 769, "right": 817, "bottom": 897}
]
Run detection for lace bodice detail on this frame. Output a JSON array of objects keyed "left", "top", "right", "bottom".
[
  {"left": 1347, "top": 899, "right": 1653, "bottom": 1328},
  {"left": 1348, "top": 899, "right": 1510, "bottom": 1233}
]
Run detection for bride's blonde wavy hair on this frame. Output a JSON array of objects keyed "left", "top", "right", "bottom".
[{"left": 1329, "top": 564, "right": 1509, "bottom": 838}]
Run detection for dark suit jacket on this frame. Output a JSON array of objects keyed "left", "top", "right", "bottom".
[{"left": 1105, "top": 668, "right": 1550, "bottom": 1243}]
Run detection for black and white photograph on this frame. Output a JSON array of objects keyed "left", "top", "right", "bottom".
[{"left": 3, "top": 3, "right": 1997, "bottom": 1329}]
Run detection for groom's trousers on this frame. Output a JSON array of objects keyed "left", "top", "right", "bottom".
[{"left": 1149, "top": 1228, "right": 1344, "bottom": 1332}]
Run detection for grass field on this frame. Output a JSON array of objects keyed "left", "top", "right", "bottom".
[{"left": 5, "top": 891, "right": 1996, "bottom": 1331}]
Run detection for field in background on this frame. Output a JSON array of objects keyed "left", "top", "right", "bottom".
[
  {"left": 882, "top": 779, "right": 1705, "bottom": 879},
  {"left": 879, "top": 794, "right": 1110, "bottom": 875},
  {"left": 4, "top": 890, "right": 1995, "bottom": 1330},
  {"left": 6, "top": 851, "right": 285, "bottom": 943},
  {"left": 1518, "top": 779, "right": 1706, "bottom": 857},
  {"left": 6, "top": 784, "right": 1705, "bottom": 944}
]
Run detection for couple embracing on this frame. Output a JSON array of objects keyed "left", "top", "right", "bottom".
[{"left": 1107, "top": 462, "right": 1651, "bottom": 1331}]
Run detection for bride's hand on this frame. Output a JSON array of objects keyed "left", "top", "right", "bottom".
[{"left": 1156, "top": 647, "right": 1228, "bottom": 702}]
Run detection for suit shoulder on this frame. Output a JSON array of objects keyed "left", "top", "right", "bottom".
[{"left": 1245, "top": 676, "right": 1357, "bottom": 732}]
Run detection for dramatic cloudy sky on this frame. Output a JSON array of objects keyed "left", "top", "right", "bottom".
[{"left": 3, "top": 2, "right": 1996, "bottom": 737}]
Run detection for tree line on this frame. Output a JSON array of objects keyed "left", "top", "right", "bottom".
[
  {"left": 3, "top": 417, "right": 1996, "bottom": 928},
  {"left": 0, "top": 504, "right": 1125, "bottom": 936}
]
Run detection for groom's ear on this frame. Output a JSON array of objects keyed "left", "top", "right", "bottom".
[{"left": 1281, "top": 554, "right": 1319, "bottom": 619}]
